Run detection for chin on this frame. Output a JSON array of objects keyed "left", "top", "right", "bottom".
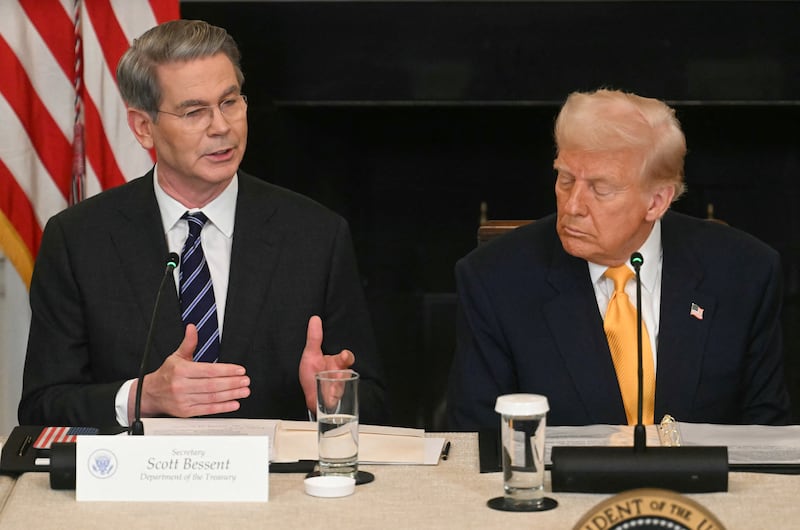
[
  {"left": 558, "top": 237, "right": 579, "bottom": 257},
  {"left": 559, "top": 237, "right": 593, "bottom": 262},
  {"left": 204, "top": 162, "right": 241, "bottom": 182}
]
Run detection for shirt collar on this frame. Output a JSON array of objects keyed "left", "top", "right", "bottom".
[
  {"left": 153, "top": 165, "right": 238, "bottom": 238},
  {"left": 588, "top": 219, "right": 662, "bottom": 292}
]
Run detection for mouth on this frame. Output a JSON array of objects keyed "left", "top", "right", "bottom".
[
  {"left": 560, "top": 224, "right": 589, "bottom": 239},
  {"left": 204, "top": 147, "right": 235, "bottom": 161}
]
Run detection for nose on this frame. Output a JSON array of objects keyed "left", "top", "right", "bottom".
[
  {"left": 207, "top": 105, "right": 232, "bottom": 134},
  {"left": 561, "top": 181, "right": 588, "bottom": 216}
]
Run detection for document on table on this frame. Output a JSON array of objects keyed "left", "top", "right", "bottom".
[
  {"left": 142, "top": 418, "right": 279, "bottom": 459},
  {"left": 141, "top": 418, "right": 445, "bottom": 465},
  {"left": 273, "top": 421, "right": 444, "bottom": 464},
  {"left": 678, "top": 423, "right": 800, "bottom": 465},
  {"left": 544, "top": 423, "right": 800, "bottom": 466},
  {"left": 543, "top": 425, "right": 658, "bottom": 465}
]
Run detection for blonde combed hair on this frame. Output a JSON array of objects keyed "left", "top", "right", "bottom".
[{"left": 554, "top": 89, "right": 687, "bottom": 201}]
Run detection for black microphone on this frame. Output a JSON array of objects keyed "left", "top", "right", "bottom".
[
  {"left": 49, "top": 253, "right": 180, "bottom": 488},
  {"left": 129, "top": 252, "right": 180, "bottom": 436},
  {"left": 630, "top": 252, "right": 646, "bottom": 453},
  {"left": 550, "top": 252, "right": 728, "bottom": 493}
]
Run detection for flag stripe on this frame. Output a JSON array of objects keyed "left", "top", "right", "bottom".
[
  {"left": 0, "top": 92, "right": 69, "bottom": 229},
  {"left": 148, "top": 0, "right": 181, "bottom": 29},
  {"left": 82, "top": 2, "right": 156, "bottom": 184},
  {"left": 82, "top": 95, "right": 129, "bottom": 190},
  {"left": 0, "top": 209, "right": 35, "bottom": 288},
  {"left": 84, "top": 162, "right": 104, "bottom": 200},
  {"left": 0, "top": 161, "right": 38, "bottom": 286},
  {"left": 31, "top": 426, "right": 98, "bottom": 449},
  {"left": 84, "top": 0, "right": 133, "bottom": 84},
  {"left": 0, "top": 2, "right": 75, "bottom": 141},
  {"left": 19, "top": 0, "right": 75, "bottom": 80},
  {"left": 0, "top": 0, "right": 179, "bottom": 287},
  {"left": 0, "top": 38, "right": 73, "bottom": 201},
  {"left": 33, "top": 426, "right": 78, "bottom": 449},
  {"left": 0, "top": 159, "right": 41, "bottom": 258},
  {"left": 35, "top": 426, "right": 63, "bottom": 449}
]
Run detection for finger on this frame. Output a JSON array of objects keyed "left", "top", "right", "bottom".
[
  {"left": 180, "top": 375, "right": 251, "bottom": 396},
  {"left": 178, "top": 361, "right": 247, "bottom": 378},
  {"left": 180, "top": 400, "right": 242, "bottom": 418},
  {"left": 189, "top": 384, "right": 251, "bottom": 405},
  {"left": 324, "top": 349, "right": 355, "bottom": 370},
  {"left": 158, "top": 376, "right": 250, "bottom": 417},
  {"left": 175, "top": 324, "right": 199, "bottom": 361},
  {"left": 319, "top": 380, "right": 345, "bottom": 410},
  {"left": 303, "top": 315, "right": 324, "bottom": 356},
  {"left": 173, "top": 326, "right": 246, "bottom": 377}
]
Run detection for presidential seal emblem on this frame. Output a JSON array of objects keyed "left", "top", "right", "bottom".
[
  {"left": 573, "top": 488, "right": 725, "bottom": 530},
  {"left": 88, "top": 449, "right": 118, "bottom": 479}
]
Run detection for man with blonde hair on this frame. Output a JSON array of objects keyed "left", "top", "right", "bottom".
[{"left": 449, "top": 89, "right": 790, "bottom": 429}]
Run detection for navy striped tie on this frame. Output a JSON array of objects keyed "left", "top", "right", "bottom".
[{"left": 179, "top": 212, "right": 220, "bottom": 363}]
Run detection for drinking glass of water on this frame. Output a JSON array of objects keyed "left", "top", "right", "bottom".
[
  {"left": 487, "top": 394, "right": 558, "bottom": 512},
  {"left": 316, "top": 369, "right": 359, "bottom": 478}
]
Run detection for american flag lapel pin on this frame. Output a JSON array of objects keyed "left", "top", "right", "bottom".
[{"left": 690, "top": 303, "right": 704, "bottom": 320}]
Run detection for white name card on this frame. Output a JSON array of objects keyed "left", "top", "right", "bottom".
[{"left": 75, "top": 435, "right": 269, "bottom": 502}]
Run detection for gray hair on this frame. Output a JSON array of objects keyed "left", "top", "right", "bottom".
[
  {"left": 554, "top": 89, "right": 687, "bottom": 201},
  {"left": 116, "top": 19, "right": 244, "bottom": 119}
]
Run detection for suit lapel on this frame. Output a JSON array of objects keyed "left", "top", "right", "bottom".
[
  {"left": 220, "top": 173, "right": 282, "bottom": 363},
  {"left": 656, "top": 213, "right": 716, "bottom": 418},
  {"left": 543, "top": 247, "right": 628, "bottom": 423},
  {"left": 110, "top": 171, "right": 183, "bottom": 369}
]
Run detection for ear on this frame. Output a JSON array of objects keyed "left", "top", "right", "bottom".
[
  {"left": 644, "top": 183, "right": 676, "bottom": 221},
  {"left": 127, "top": 108, "right": 155, "bottom": 150}
]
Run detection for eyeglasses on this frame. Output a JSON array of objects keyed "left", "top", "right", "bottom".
[{"left": 156, "top": 94, "right": 248, "bottom": 131}]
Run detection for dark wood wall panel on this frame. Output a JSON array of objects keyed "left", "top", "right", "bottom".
[
  {"left": 181, "top": 1, "right": 800, "bottom": 427},
  {"left": 185, "top": 1, "right": 798, "bottom": 104}
]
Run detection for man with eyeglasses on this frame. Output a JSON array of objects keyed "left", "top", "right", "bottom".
[{"left": 19, "top": 20, "right": 387, "bottom": 428}]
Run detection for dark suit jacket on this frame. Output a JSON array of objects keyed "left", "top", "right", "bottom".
[
  {"left": 448, "top": 211, "right": 791, "bottom": 429},
  {"left": 19, "top": 170, "right": 387, "bottom": 426}
]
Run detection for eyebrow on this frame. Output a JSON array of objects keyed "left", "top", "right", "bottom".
[
  {"left": 554, "top": 165, "right": 619, "bottom": 184},
  {"left": 174, "top": 85, "right": 240, "bottom": 110}
]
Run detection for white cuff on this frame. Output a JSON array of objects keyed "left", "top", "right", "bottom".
[{"left": 115, "top": 379, "right": 136, "bottom": 427}]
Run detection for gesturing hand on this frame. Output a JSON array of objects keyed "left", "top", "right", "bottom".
[
  {"left": 128, "top": 324, "right": 251, "bottom": 423},
  {"left": 298, "top": 315, "right": 355, "bottom": 412}
]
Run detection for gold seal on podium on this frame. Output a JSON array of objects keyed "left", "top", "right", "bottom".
[{"left": 573, "top": 488, "right": 726, "bottom": 530}]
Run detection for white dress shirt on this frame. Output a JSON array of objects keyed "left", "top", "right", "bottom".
[
  {"left": 587, "top": 219, "right": 663, "bottom": 372},
  {"left": 114, "top": 166, "right": 238, "bottom": 426}
]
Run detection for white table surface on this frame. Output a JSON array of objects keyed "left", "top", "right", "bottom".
[{"left": 0, "top": 433, "right": 797, "bottom": 529}]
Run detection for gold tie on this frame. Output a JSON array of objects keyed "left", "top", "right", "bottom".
[{"left": 603, "top": 265, "right": 655, "bottom": 425}]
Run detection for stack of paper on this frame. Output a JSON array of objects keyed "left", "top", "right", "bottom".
[
  {"left": 141, "top": 418, "right": 445, "bottom": 465},
  {"left": 544, "top": 423, "right": 800, "bottom": 467}
]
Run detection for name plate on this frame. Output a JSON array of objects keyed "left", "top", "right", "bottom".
[{"left": 75, "top": 435, "right": 269, "bottom": 502}]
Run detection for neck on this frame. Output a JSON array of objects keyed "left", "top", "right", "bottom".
[{"left": 157, "top": 174, "right": 232, "bottom": 209}]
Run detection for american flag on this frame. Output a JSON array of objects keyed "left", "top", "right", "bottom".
[
  {"left": 690, "top": 302, "right": 704, "bottom": 321},
  {"left": 0, "top": 0, "right": 179, "bottom": 288},
  {"left": 33, "top": 426, "right": 99, "bottom": 449}
]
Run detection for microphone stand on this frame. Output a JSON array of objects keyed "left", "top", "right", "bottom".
[
  {"left": 130, "top": 252, "right": 180, "bottom": 436},
  {"left": 50, "top": 253, "right": 181, "bottom": 489},
  {"left": 550, "top": 253, "right": 728, "bottom": 493},
  {"left": 632, "top": 253, "right": 646, "bottom": 453}
]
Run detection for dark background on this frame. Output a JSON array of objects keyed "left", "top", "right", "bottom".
[{"left": 181, "top": 1, "right": 800, "bottom": 428}]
